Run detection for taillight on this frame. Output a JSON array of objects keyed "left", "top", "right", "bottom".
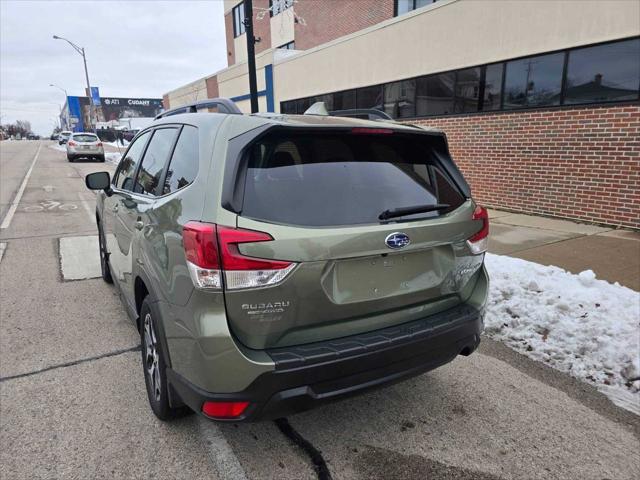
[
  {"left": 202, "top": 401, "right": 249, "bottom": 419},
  {"left": 182, "top": 222, "right": 295, "bottom": 290},
  {"left": 467, "top": 206, "right": 489, "bottom": 254},
  {"left": 97, "top": 142, "right": 103, "bottom": 147},
  {"left": 68, "top": 140, "right": 77, "bottom": 146}
]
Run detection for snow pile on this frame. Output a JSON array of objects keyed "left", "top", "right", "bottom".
[
  {"left": 103, "top": 140, "right": 129, "bottom": 148},
  {"left": 105, "top": 152, "right": 122, "bottom": 164},
  {"left": 49, "top": 144, "right": 66, "bottom": 152},
  {"left": 484, "top": 253, "right": 640, "bottom": 414}
]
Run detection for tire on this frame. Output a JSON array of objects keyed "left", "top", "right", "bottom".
[
  {"left": 97, "top": 221, "right": 113, "bottom": 284},
  {"left": 98, "top": 155, "right": 105, "bottom": 163},
  {"left": 67, "top": 155, "right": 74, "bottom": 162},
  {"left": 140, "top": 297, "right": 182, "bottom": 420}
]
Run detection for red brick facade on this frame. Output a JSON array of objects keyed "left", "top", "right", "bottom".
[
  {"left": 408, "top": 104, "right": 640, "bottom": 229},
  {"left": 205, "top": 75, "right": 219, "bottom": 98},
  {"left": 294, "top": 0, "right": 394, "bottom": 50},
  {"left": 225, "top": 12, "right": 236, "bottom": 66},
  {"left": 253, "top": 0, "right": 272, "bottom": 54},
  {"left": 224, "top": 0, "right": 395, "bottom": 66}
]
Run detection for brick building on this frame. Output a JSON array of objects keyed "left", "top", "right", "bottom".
[{"left": 164, "top": 0, "right": 640, "bottom": 229}]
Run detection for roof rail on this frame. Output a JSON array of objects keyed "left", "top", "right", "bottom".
[
  {"left": 329, "top": 108, "right": 392, "bottom": 121},
  {"left": 155, "top": 98, "right": 242, "bottom": 119}
]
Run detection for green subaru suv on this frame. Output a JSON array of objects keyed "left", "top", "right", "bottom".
[{"left": 85, "top": 99, "right": 489, "bottom": 422}]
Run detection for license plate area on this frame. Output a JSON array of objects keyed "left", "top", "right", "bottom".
[{"left": 321, "top": 247, "right": 453, "bottom": 304}]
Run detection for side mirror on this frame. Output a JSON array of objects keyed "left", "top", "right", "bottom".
[{"left": 85, "top": 171, "right": 112, "bottom": 196}]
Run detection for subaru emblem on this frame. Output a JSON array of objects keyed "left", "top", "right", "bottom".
[{"left": 385, "top": 232, "right": 410, "bottom": 249}]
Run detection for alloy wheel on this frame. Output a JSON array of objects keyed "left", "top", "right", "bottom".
[{"left": 143, "top": 313, "right": 161, "bottom": 401}]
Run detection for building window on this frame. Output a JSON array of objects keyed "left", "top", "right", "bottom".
[
  {"left": 270, "top": 0, "right": 294, "bottom": 17},
  {"left": 454, "top": 67, "right": 481, "bottom": 113},
  {"left": 416, "top": 72, "right": 455, "bottom": 116},
  {"left": 280, "top": 37, "right": 640, "bottom": 119},
  {"left": 395, "top": 0, "right": 437, "bottom": 16},
  {"left": 503, "top": 52, "right": 564, "bottom": 109},
  {"left": 384, "top": 79, "right": 416, "bottom": 118},
  {"left": 333, "top": 90, "right": 356, "bottom": 111},
  {"left": 564, "top": 38, "right": 640, "bottom": 105},
  {"left": 278, "top": 41, "right": 295, "bottom": 50},
  {"left": 356, "top": 85, "right": 383, "bottom": 109},
  {"left": 481, "top": 63, "right": 504, "bottom": 111},
  {"left": 232, "top": 3, "right": 245, "bottom": 38}
]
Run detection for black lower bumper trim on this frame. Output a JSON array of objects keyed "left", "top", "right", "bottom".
[{"left": 167, "top": 304, "right": 483, "bottom": 421}]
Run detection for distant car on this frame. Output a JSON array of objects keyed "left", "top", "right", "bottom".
[
  {"left": 66, "top": 132, "right": 105, "bottom": 162},
  {"left": 27, "top": 133, "right": 39, "bottom": 140},
  {"left": 50, "top": 133, "right": 59, "bottom": 141},
  {"left": 58, "top": 131, "right": 72, "bottom": 145}
]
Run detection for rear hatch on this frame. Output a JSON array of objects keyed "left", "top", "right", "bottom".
[{"left": 222, "top": 127, "right": 485, "bottom": 349}]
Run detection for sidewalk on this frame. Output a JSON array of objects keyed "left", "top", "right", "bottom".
[{"left": 488, "top": 209, "right": 640, "bottom": 291}]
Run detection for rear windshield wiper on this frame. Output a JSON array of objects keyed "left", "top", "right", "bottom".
[{"left": 378, "top": 203, "right": 450, "bottom": 221}]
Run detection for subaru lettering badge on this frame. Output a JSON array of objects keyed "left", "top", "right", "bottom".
[{"left": 385, "top": 232, "right": 410, "bottom": 249}]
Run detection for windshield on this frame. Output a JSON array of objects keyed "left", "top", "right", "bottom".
[{"left": 242, "top": 131, "right": 465, "bottom": 227}]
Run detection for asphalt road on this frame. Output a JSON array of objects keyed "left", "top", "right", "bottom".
[{"left": 1, "top": 140, "right": 638, "bottom": 480}]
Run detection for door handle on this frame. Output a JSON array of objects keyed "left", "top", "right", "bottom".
[
  {"left": 134, "top": 221, "right": 145, "bottom": 231},
  {"left": 112, "top": 204, "right": 119, "bottom": 213}
]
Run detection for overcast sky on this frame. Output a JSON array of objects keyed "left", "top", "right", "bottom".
[{"left": 1, "top": 0, "right": 227, "bottom": 135}]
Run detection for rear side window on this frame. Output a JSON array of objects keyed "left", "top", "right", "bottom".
[
  {"left": 242, "top": 132, "right": 465, "bottom": 227},
  {"left": 134, "top": 128, "right": 177, "bottom": 195},
  {"left": 115, "top": 131, "right": 150, "bottom": 191},
  {"left": 72, "top": 134, "right": 97, "bottom": 142},
  {"left": 163, "top": 126, "right": 199, "bottom": 194}
]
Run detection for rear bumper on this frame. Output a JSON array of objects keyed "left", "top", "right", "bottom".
[{"left": 167, "top": 303, "right": 483, "bottom": 422}]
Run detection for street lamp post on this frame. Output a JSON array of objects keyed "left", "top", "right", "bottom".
[
  {"left": 49, "top": 84, "right": 68, "bottom": 129},
  {"left": 52, "top": 35, "right": 95, "bottom": 130}
]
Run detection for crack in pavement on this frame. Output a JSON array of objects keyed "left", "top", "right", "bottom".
[
  {"left": 275, "top": 417, "right": 333, "bottom": 480},
  {"left": 0, "top": 345, "right": 141, "bottom": 383}
]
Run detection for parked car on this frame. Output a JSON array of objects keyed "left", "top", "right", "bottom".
[
  {"left": 58, "top": 131, "right": 72, "bottom": 145},
  {"left": 85, "top": 99, "right": 488, "bottom": 422},
  {"left": 50, "top": 133, "right": 59, "bottom": 141},
  {"left": 67, "top": 132, "right": 104, "bottom": 162}
]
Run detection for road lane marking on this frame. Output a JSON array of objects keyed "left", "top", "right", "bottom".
[
  {"left": 197, "top": 418, "right": 249, "bottom": 480},
  {"left": 59, "top": 235, "right": 101, "bottom": 280},
  {"left": 0, "top": 143, "right": 42, "bottom": 229},
  {"left": 0, "top": 243, "right": 6, "bottom": 263}
]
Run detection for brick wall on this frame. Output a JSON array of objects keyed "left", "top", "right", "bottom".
[
  {"left": 294, "top": 0, "right": 394, "bottom": 51},
  {"left": 205, "top": 75, "right": 219, "bottom": 98},
  {"left": 162, "top": 94, "right": 170, "bottom": 110},
  {"left": 253, "top": 0, "right": 272, "bottom": 54},
  {"left": 225, "top": 12, "right": 235, "bottom": 66},
  {"left": 408, "top": 104, "right": 640, "bottom": 229}
]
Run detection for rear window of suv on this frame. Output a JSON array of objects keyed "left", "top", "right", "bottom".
[
  {"left": 241, "top": 131, "right": 465, "bottom": 227},
  {"left": 72, "top": 134, "right": 98, "bottom": 142}
]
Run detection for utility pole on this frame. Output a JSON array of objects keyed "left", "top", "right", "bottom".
[
  {"left": 50, "top": 84, "right": 69, "bottom": 129},
  {"left": 243, "top": 0, "right": 259, "bottom": 113},
  {"left": 53, "top": 35, "right": 95, "bottom": 130}
]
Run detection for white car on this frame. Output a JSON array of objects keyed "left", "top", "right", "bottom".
[
  {"left": 66, "top": 132, "right": 105, "bottom": 163},
  {"left": 58, "top": 131, "right": 72, "bottom": 144}
]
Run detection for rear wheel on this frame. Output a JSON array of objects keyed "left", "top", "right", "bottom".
[
  {"left": 98, "top": 155, "right": 105, "bottom": 163},
  {"left": 140, "top": 298, "right": 181, "bottom": 420},
  {"left": 97, "top": 221, "right": 113, "bottom": 284},
  {"left": 67, "top": 155, "right": 74, "bottom": 162}
]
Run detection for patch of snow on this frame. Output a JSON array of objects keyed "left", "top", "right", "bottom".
[
  {"left": 105, "top": 152, "right": 121, "bottom": 165},
  {"left": 484, "top": 253, "right": 640, "bottom": 415},
  {"left": 103, "top": 140, "right": 129, "bottom": 149}
]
